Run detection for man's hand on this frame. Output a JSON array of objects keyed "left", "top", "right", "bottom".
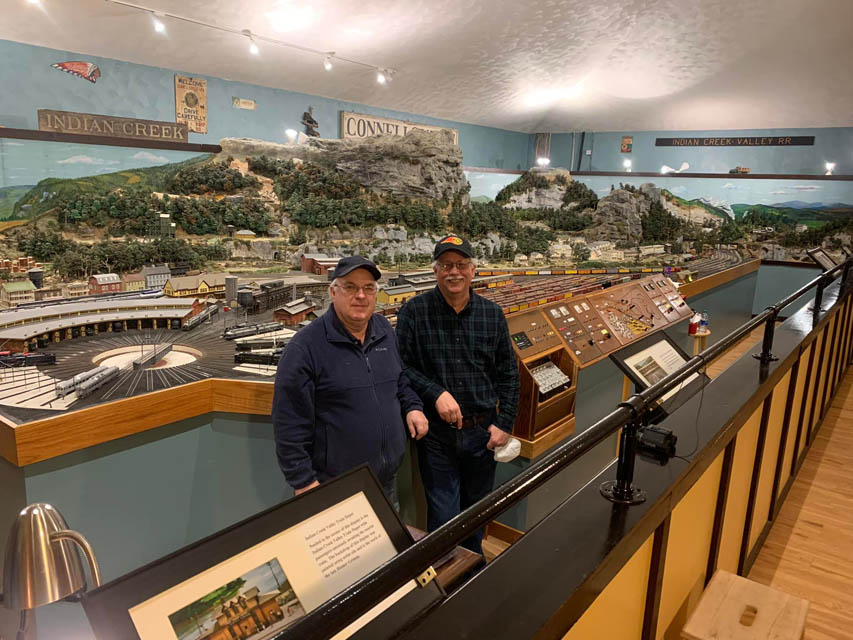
[
  {"left": 294, "top": 480, "right": 320, "bottom": 496},
  {"left": 406, "top": 410, "right": 429, "bottom": 440},
  {"left": 435, "top": 391, "right": 463, "bottom": 427},
  {"left": 486, "top": 425, "right": 510, "bottom": 450}
]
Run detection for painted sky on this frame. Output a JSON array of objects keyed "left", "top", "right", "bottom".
[
  {"left": 0, "top": 139, "right": 205, "bottom": 188},
  {"left": 464, "top": 170, "right": 853, "bottom": 207}
]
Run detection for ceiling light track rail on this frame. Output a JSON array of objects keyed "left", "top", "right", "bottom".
[{"left": 102, "top": 0, "right": 396, "bottom": 78}]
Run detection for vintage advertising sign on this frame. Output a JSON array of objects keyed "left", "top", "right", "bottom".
[
  {"left": 231, "top": 97, "right": 256, "bottom": 110},
  {"left": 621, "top": 136, "right": 633, "bottom": 153},
  {"left": 340, "top": 111, "right": 458, "bottom": 145},
  {"left": 656, "top": 136, "right": 814, "bottom": 147},
  {"left": 37, "top": 109, "right": 189, "bottom": 142},
  {"left": 175, "top": 75, "right": 208, "bottom": 133}
]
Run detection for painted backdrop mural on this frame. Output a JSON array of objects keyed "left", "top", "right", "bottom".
[{"left": 0, "top": 138, "right": 209, "bottom": 220}]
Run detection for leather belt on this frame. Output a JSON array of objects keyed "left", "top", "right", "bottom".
[{"left": 454, "top": 413, "right": 490, "bottom": 430}]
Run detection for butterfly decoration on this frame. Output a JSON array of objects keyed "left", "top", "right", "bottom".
[{"left": 51, "top": 61, "right": 101, "bottom": 84}]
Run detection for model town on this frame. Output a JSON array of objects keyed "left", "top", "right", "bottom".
[{"left": 0, "top": 129, "right": 849, "bottom": 422}]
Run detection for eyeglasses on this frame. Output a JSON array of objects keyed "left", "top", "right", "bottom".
[
  {"left": 335, "top": 282, "right": 378, "bottom": 296},
  {"left": 436, "top": 261, "right": 473, "bottom": 272}
]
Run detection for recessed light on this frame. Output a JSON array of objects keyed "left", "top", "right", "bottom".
[{"left": 376, "top": 70, "right": 386, "bottom": 85}]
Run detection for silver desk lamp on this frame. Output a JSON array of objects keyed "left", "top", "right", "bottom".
[{"left": 1, "top": 503, "right": 101, "bottom": 640}]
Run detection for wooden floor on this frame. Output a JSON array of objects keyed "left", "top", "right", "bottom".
[
  {"left": 748, "top": 370, "right": 853, "bottom": 639},
  {"left": 706, "top": 325, "right": 769, "bottom": 379}
]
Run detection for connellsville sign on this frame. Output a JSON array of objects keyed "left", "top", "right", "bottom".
[
  {"left": 656, "top": 136, "right": 815, "bottom": 147},
  {"left": 38, "top": 109, "right": 189, "bottom": 143},
  {"left": 340, "top": 111, "right": 459, "bottom": 145}
]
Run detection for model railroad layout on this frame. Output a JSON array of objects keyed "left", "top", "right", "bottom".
[{"left": 0, "top": 251, "right": 744, "bottom": 423}]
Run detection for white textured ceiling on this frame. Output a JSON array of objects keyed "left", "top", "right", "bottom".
[{"left": 3, "top": 0, "right": 852, "bottom": 133}]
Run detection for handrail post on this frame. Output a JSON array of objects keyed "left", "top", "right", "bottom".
[
  {"left": 600, "top": 400, "right": 646, "bottom": 505},
  {"left": 752, "top": 306, "right": 780, "bottom": 363},
  {"left": 811, "top": 274, "right": 828, "bottom": 321},
  {"left": 842, "top": 261, "right": 852, "bottom": 291}
]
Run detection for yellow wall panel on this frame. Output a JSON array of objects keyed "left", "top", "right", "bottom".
[
  {"left": 716, "top": 406, "right": 763, "bottom": 574},
  {"left": 656, "top": 453, "right": 724, "bottom": 640},
  {"left": 797, "top": 342, "right": 818, "bottom": 461},
  {"left": 748, "top": 371, "right": 791, "bottom": 552},
  {"left": 562, "top": 535, "right": 653, "bottom": 640},
  {"left": 778, "top": 358, "right": 806, "bottom": 501},
  {"left": 814, "top": 323, "right": 832, "bottom": 423}
]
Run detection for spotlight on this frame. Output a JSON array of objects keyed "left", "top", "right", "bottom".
[
  {"left": 661, "top": 165, "right": 673, "bottom": 174},
  {"left": 323, "top": 55, "right": 333, "bottom": 71},
  {"left": 536, "top": 157, "right": 551, "bottom": 166},
  {"left": 285, "top": 129, "right": 298, "bottom": 142},
  {"left": 376, "top": 70, "right": 386, "bottom": 84},
  {"left": 152, "top": 11, "right": 166, "bottom": 33},
  {"left": 623, "top": 159, "right": 632, "bottom": 172},
  {"left": 242, "top": 30, "right": 259, "bottom": 55},
  {"left": 27, "top": 0, "right": 41, "bottom": 5},
  {"left": 825, "top": 162, "right": 836, "bottom": 176}
]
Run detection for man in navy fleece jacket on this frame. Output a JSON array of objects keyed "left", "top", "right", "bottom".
[{"left": 273, "top": 256, "right": 428, "bottom": 505}]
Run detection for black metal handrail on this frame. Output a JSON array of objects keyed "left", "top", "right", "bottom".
[{"left": 275, "top": 256, "right": 852, "bottom": 640}]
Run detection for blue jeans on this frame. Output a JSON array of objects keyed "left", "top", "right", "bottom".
[
  {"left": 381, "top": 473, "right": 400, "bottom": 513},
  {"left": 417, "top": 423, "right": 496, "bottom": 554}
]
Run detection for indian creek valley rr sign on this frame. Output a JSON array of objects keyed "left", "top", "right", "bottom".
[
  {"left": 38, "top": 109, "right": 189, "bottom": 143},
  {"left": 656, "top": 136, "right": 815, "bottom": 147}
]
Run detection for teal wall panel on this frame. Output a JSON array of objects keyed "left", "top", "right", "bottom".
[
  {"left": 21, "top": 412, "right": 290, "bottom": 639},
  {"left": 753, "top": 264, "right": 822, "bottom": 316},
  {"left": 550, "top": 128, "right": 853, "bottom": 175},
  {"left": 0, "top": 40, "right": 534, "bottom": 171}
]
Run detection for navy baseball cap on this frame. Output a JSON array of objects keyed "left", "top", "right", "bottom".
[
  {"left": 433, "top": 234, "right": 473, "bottom": 260},
  {"left": 331, "top": 255, "right": 381, "bottom": 280}
]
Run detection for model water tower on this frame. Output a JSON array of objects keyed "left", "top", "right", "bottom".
[{"left": 27, "top": 267, "right": 44, "bottom": 289}]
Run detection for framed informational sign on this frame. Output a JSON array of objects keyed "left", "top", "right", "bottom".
[
  {"left": 610, "top": 331, "right": 709, "bottom": 419},
  {"left": 807, "top": 247, "right": 838, "bottom": 272},
  {"left": 82, "top": 467, "right": 441, "bottom": 640}
]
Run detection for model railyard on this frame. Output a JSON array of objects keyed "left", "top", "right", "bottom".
[{"left": 0, "top": 251, "right": 742, "bottom": 425}]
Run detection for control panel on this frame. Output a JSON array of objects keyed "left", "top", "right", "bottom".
[
  {"left": 507, "top": 310, "right": 562, "bottom": 358},
  {"left": 644, "top": 277, "right": 691, "bottom": 321},
  {"left": 529, "top": 361, "right": 572, "bottom": 395},
  {"left": 543, "top": 301, "right": 602, "bottom": 365},
  {"left": 587, "top": 284, "right": 661, "bottom": 346}
]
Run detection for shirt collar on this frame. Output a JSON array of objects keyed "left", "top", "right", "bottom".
[
  {"left": 326, "top": 304, "right": 379, "bottom": 345},
  {"left": 434, "top": 286, "right": 475, "bottom": 316}
]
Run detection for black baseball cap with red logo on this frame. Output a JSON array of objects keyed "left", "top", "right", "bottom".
[{"left": 433, "top": 234, "right": 473, "bottom": 260}]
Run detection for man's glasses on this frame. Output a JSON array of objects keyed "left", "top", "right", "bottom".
[
  {"left": 335, "top": 282, "right": 378, "bottom": 296},
  {"left": 436, "top": 261, "right": 473, "bottom": 272}
]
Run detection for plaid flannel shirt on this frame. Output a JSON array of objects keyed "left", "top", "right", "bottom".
[{"left": 395, "top": 287, "right": 520, "bottom": 432}]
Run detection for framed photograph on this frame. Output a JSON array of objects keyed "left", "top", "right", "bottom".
[
  {"left": 620, "top": 135, "right": 633, "bottom": 153},
  {"left": 610, "top": 331, "right": 709, "bottom": 420},
  {"left": 82, "top": 466, "right": 442, "bottom": 640},
  {"left": 807, "top": 247, "right": 838, "bottom": 272}
]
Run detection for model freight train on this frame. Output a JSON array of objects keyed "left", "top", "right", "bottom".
[
  {"left": 234, "top": 348, "right": 284, "bottom": 366},
  {"left": 0, "top": 352, "right": 57, "bottom": 367},
  {"left": 223, "top": 322, "right": 283, "bottom": 340},
  {"left": 182, "top": 304, "right": 219, "bottom": 331}
]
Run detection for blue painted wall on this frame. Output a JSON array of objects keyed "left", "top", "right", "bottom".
[
  {"left": 550, "top": 129, "right": 853, "bottom": 175},
  {"left": 0, "top": 40, "right": 535, "bottom": 171}
]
